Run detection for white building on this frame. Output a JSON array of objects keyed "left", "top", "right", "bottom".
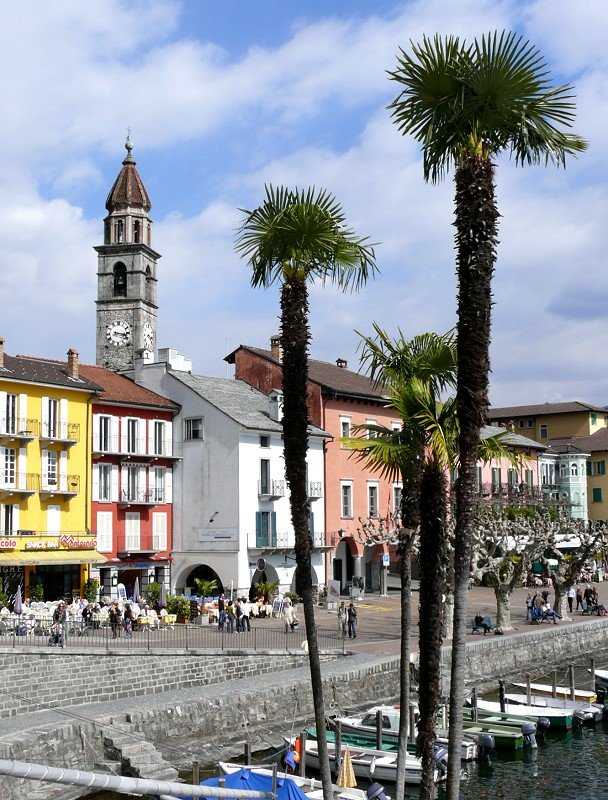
[{"left": 131, "top": 350, "right": 330, "bottom": 597}]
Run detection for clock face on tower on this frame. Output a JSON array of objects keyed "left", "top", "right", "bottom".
[
  {"left": 106, "top": 319, "right": 131, "bottom": 347},
  {"left": 142, "top": 322, "right": 154, "bottom": 349}
]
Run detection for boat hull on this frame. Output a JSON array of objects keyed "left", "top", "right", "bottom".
[
  {"left": 473, "top": 697, "right": 573, "bottom": 730},
  {"left": 504, "top": 693, "right": 602, "bottom": 724}
]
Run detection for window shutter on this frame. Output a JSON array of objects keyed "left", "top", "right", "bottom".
[
  {"left": 59, "top": 399, "right": 68, "bottom": 437},
  {"left": 96, "top": 511, "right": 113, "bottom": 553},
  {"left": 120, "top": 419, "right": 127, "bottom": 453},
  {"left": 147, "top": 420, "right": 155, "bottom": 455},
  {"left": 12, "top": 504, "right": 19, "bottom": 533},
  {"left": 92, "top": 464, "right": 100, "bottom": 501},
  {"left": 271, "top": 511, "right": 277, "bottom": 537},
  {"left": 165, "top": 420, "right": 173, "bottom": 456},
  {"left": 110, "top": 416, "right": 119, "bottom": 452},
  {"left": 93, "top": 414, "right": 101, "bottom": 451},
  {"left": 0, "top": 391, "right": 6, "bottom": 434},
  {"left": 17, "top": 394, "right": 27, "bottom": 431},
  {"left": 587, "top": 461, "right": 592, "bottom": 476},
  {"left": 148, "top": 466, "right": 156, "bottom": 496},
  {"left": 255, "top": 511, "right": 262, "bottom": 536},
  {"left": 600, "top": 461, "right": 606, "bottom": 476},
  {"left": 18, "top": 447, "right": 26, "bottom": 491},
  {"left": 153, "top": 512, "right": 167, "bottom": 551},
  {"left": 41, "top": 397, "right": 49, "bottom": 437},
  {"left": 309, "top": 511, "right": 315, "bottom": 535},
  {"left": 41, "top": 449, "right": 48, "bottom": 489},
  {"left": 59, "top": 451, "right": 68, "bottom": 491},
  {"left": 111, "top": 465, "right": 119, "bottom": 502},
  {"left": 165, "top": 470, "right": 172, "bottom": 503},
  {"left": 138, "top": 466, "right": 146, "bottom": 500}
]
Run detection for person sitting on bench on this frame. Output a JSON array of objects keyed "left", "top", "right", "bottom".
[{"left": 474, "top": 612, "right": 492, "bottom": 635}]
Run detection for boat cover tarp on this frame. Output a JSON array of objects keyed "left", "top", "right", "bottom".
[{"left": 185, "top": 768, "right": 309, "bottom": 800}]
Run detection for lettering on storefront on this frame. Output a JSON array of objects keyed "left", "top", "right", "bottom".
[
  {"left": 0, "top": 539, "right": 17, "bottom": 549},
  {"left": 23, "top": 536, "right": 97, "bottom": 551}
]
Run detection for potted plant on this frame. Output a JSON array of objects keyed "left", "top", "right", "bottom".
[
  {"left": 283, "top": 591, "right": 301, "bottom": 608},
  {"left": 83, "top": 578, "right": 99, "bottom": 603},
  {"left": 166, "top": 595, "right": 191, "bottom": 623},
  {"left": 144, "top": 581, "right": 162, "bottom": 607},
  {"left": 29, "top": 580, "right": 44, "bottom": 603},
  {"left": 255, "top": 579, "right": 279, "bottom": 603}
]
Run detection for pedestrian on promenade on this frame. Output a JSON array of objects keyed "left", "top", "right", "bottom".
[
  {"left": 337, "top": 601, "right": 347, "bottom": 638},
  {"left": 240, "top": 598, "right": 251, "bottom": 632},
  {"left": 235, "top": 598, "right": 243, "bottom": 632},
  {"left": 283, "top": 598, "right": 297, "bottom": 633},
  {"left": 123, "top": 603, "right": 134, "bottom": 639},
  {"left": 567, "top": 585, "right": 576, "bottom": 613},
  {"left": 52, "top": 601, "right": 68, "bottom": 648},
  {"left": 109, "top": 602, "right": 122, "bottom": 640},
  {"left": 226, "top": 599, "right": 235, "bottom": 633},
  {"left": 576, "top": 587, "right": 584, "bottom": 611},
  {"left": 347, "top": 602, "right": 358, "bottom": 638},
  {"left": 525, "top": 593, "right": 533, "bottom": 620},
  {"left": 218, "top": 593, "right": 226, "bottom": 631}
]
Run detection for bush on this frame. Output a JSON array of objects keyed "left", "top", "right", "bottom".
[
  {"left": 166, "top": 595, "right": 191, "bottom": 618},
  {"left": 144, "top": 581, "right": 162, "bottom": 606},
  {"left": 29, "top": 581, "right": 44, "bottom": 602}
]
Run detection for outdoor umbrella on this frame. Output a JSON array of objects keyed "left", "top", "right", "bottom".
[
  {"left": 336, "top": 745, "right": 356, "bottom": 788},
  {"left": 133, "top": 577, "right": 141, "bottom": 604},
  {"left": 160, "top": 582, "right": 167, "bottom": 608},
  {"left": 13, "top": 585, "right": 23, "bottom": 615}
]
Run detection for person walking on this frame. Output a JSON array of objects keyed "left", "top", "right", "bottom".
[
  {"left": 240, "top": 598, "right": 251, "bottom": 632},
  {"left": 217, "top": 593, "right": 226, "bottom": 631},
  {"left": 108, "top": 602, "right": 122, "bottom": 640},
  {"left": 226, "top": 599, "right": 235, "bottom": 633},
  {"left": 576, "top": 586, "right": 584, "bottom": 611},
  {"left": 337, "top": 601, "right": 347, "bottom": 639},
  {"left": 283, "top": 598, "right": 297, "bottom": 633},
  {"left": 525, "top": 593, "right": 533, "bottom": 621},
  {"left": 52, "top": 600, "right": 68, "bottom": 648},
  {"left": 347, "top": 602, "right": 358, "bottom": 638},
  {"left": 123, "top": 603, "right": 135, "bottom": 638},
  {"left": 567, "top": 585, "right": 576, "bottom": 614}
]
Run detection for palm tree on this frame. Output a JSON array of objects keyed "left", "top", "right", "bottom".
[
  {"left": 348, "top": 327, "right": 457, "bottom": 800},
  {"left": 235, "top": 185, "right": 376, "bottom": 800},
  {"left": 388, "top": 31, "right": 586, "bottom": 798}
]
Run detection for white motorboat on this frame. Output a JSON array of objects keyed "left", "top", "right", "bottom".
[
  {"left": 504, "top": 692, "right": 603, "bottom": 724},
  {"left": 219, "top": 762, "right": 373, "bottom": 800},
  {"left": 511, "top": 681, "right": 596, "bottom": 703},
  {"left": 590, "top": 667, "right": 608, "bottom": 690},
  {"left": 473, "top": 697, "right": 573, "bottom": 730}
]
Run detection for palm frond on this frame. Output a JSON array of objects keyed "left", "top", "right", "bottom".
[{"left": 477, "top": 430, "right": 523, "bottom": 467}]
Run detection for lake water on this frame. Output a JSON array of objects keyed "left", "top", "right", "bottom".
[{"left": 86, "top": 720, "right": 608, "bottom": 800}]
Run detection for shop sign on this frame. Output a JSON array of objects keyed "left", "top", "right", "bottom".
[
  {"left": 23, "top": 535, "right": 97, "bottom": 551},
  {"left": 0, "top": 539, "right": 17, "bottom": 550}
]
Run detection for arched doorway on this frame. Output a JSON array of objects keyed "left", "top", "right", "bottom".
[
  {"left": 250, "top": 563, "right": 280, "bottom": 601},
  {"left": 183, "top": 564, "right": 223, "bottom": 598}
]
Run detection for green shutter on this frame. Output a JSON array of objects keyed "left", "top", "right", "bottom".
[
  {"left": 270, "top": 511, "right": 277, "bottom": 547},
  {"left": 600, "top": 461, "right": 606, "bottom": 475},
  {"left": 593, "top": 488, "right": 603, "bottom": 503},
  {"left": 587, "top": 461, "right": 592, "bottom": 476}
]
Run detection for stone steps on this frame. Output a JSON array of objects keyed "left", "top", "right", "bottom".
[{"left": 102, "top": 722, "right": 178, "bottom": 782}]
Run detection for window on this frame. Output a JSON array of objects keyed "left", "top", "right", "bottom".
[
  {"left": 571, "top": 463, "right": 578, "bottom": 477},
  {"left": 150, "top": 467, "right": 166, "bottom": 503},
  {"left": 133, "top": 220, "right": 140, "bottom": 244},
  {"left": 126, "top": 418, "right": 139, "bottom": 454},
  {"left": 152, "top": 512, "right": 168, "bottom": 550},
  {"left": 539, "top": 424, "right": 548, "bottom": 439},
  {"left": 507, "top": 469, "right": 518, "bottom": 488},
  {"left": 44, "top": 398, "right": 59, "bottom": 439},
  {"left": 391, "top": 422, "right": 402, "bottom": 433},
  {"left": 559, "top": 463, "right": 567, "bottom": 478},
  {"left": 525, "top": 469, "right": 534, "bottom": 488},
  {"left": 366, "top": 419, "right": 377, "bottom": 439},
  {"left": 4, "top": 394, "right": 17, "bottom": 435},
  {"left": 475, "top": 466, "right": 482, "bottom": 493},
  {"left": 393, "top": 484, "right": 402, "bottom": 516},
  {"left": 1, "top": 447, "right": 16, "bottom": 488},
  {"left": 184, "top": 418, "right": 203, "bottom": 441},
  {"left": 527, "top": 419, "right": 534, "bottom": 428},
  {"left": 113, "top": 262, "right": 127, "bottom": 296},
  {"left": 115, "top": 220, "right": 124, "bottom": 243},
  {"left": 98, "top": 416, "right": 111, "bottom": 451},
  {"left": 260, "top": 459, "right": 270, "bottom": 495},
  {"left": 46, "top": 450, "right": 58, "bottom": 488},
  {"left": 518, "top": 420, "right": 525, "bottom": 429},
  {"left": 491, "top": 467, "right": 501, "bottom": 493},
  {"left": 593, "top": 487, "right": 603, "bottom": 503},
  {"left": 1, "top": 504, "right": 15, "bottom": 534},
  {"left": 260, "top": 435, "right": 270, "bottom": 448},
  {"left": 591, "top": 413, "right": 597, "bottom": 425},
  {"left": 588, "top": 460, "right": 606, "bottom": 476},
  {"left": 341, "top": 482, "right": 353, "bottom": 518},
  {"left": 340, "top": 416, "right": 351, "bottom": 447},
  {"left": 368, "top": 483, "right": 379, "bottom": 518},
  {"left": 96, "top": 512, "right": 113, "bottom": 553},
  {"left": 255, "top": 510, "right": 276, "bottom": 547},
  {"left": 124, "top": 465, "right": 140, "bottom": 502},
  {"left": 97, "top": 464, "right": 111, "bottom": 502},
  {"left": 153, "top": 421, "right": 165, "bottom": 455}
]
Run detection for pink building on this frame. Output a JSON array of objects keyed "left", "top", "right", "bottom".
[{"left": 226, "top": 338, "right": 401, "bottom": 592}]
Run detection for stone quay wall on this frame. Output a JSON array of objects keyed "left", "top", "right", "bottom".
[{"left": 0, "top": 647, "right": 322, "bottom": 718}]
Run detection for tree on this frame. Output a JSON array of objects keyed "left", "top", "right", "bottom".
[
  {"left": 347, "top": 327, "right": 457, "bottom": 800},
  {"left": 388, "top": 32, "right": 586, "bottom": 799},
  {"left": 236, "top": 185, "right": 376, "bottom": 800},
  {"left": 194, "top": 578, "right": 219, "bottom": 599}
]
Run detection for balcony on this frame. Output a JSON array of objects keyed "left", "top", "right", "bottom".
[
  {"left": 39, "top": 475, "right": 80, "bottom": 497},
  {"left": 258, "top": 479, "right": 285, "bottom": 499},
  {"left": 40, "top": 422, "right": 79, "bottom": 446},
  {"left": 118, "top": 488, "right": 166, "bottom": 507},
  {"left": 248, "top": 530, "right": 328, "bottom": 551},
  {"left": 116, "top": 534, "right": 159, "bottom": 556},
  {"left": 308, "top": 481, "right": 323, "bottom": 501},
  {"left": 92, "top": 434, "right": 119, "bottom": 457},
  {"left": 0, "top": 419, "right": 39, "bottom": 443},
  {"left": 0, "top": 473, "right": 39, "bottom": 498}
]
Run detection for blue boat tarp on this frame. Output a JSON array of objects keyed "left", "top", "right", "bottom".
[{"left": 184, "top": 768, "right": 309, "bottom": 800}]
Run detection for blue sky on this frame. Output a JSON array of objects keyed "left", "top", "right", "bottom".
[{"left": 1, "top": 0, "right": 608, "bottom": 405}]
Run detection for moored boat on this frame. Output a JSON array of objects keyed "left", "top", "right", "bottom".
[
  {"left": 219, "top": 762, "right": 373, "bottom": 800},
  {"left": 511, "top": 681, "right": 596, "bottom": 703},
  {"left": 472, "top": 697, "right": 573, "bottom": 730},
  {"left": 504, "top": 692, "right": 603, "bottom": 724}
]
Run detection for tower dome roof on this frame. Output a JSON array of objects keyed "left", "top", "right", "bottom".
[{"left": 105, "top": 139, "right": 151, "bottom": 213}]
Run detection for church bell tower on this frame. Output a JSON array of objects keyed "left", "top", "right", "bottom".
[{"left": 95, "top": 138, "right": 160, "bottom": 371}]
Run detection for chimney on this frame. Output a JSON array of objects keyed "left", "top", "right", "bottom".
[
  {"left": 0, "top": 338, "right": 4, "bottom": 369},
  {"left": 67, "top": 348, "right": 79, "bottom": 379},
  {"left": 270, "top": 335, "right": 283, "bottom": 362},
  {"left": 336, "top": 358, "right": 348, "bottom": 369}
]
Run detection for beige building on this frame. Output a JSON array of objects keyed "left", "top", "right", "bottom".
[{"left": 488, "top": 401, "right": 608, "bottom": 443}]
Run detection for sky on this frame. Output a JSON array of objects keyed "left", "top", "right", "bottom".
[{"left": 1, "top": 0, "right": 607, "bottom": 407}]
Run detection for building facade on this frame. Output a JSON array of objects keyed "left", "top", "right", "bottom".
[
  {"left": 0, "top": 342, "right": 103, "bottom": 601},
  {"left": 130, "top": 350, "right": 329, "bottom": 597},
  {"left": 78, "top": 363, "right": 178, "bottom": 600},
  {"left": 226, "top": 339, "right": 401, "bottom": 592}
]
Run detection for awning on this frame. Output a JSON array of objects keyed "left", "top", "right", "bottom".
[{"left": 0, "top": 550, "right": 107, "bottom": 566}]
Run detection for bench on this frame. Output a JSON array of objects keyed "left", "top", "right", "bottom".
[
  {"left": 471, "top": 616, "right": 495, "bottom": 634},
  {"left": 582, "top": 603, "right": 607, "bottom": 616},
  {"left": 530, "top": 607, "right": 559, "bottom": 624}
]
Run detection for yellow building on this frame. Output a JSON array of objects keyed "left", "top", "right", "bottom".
[
  {"left": 0, "top": 340, "right": 104, "bottom": 601},
  {"left": 488, "top": 401, "right": 608, "bottom": 443}
]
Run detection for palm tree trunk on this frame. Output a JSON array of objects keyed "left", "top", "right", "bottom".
[
  {"left": 417, "top": 462, "right": 448, "bottom": 800},
  {"left": 280, "top": 278, "right": 333, "bottom": 800},
  {"left": 447, "top": 153, "right": 498, "bottom": 800}
]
